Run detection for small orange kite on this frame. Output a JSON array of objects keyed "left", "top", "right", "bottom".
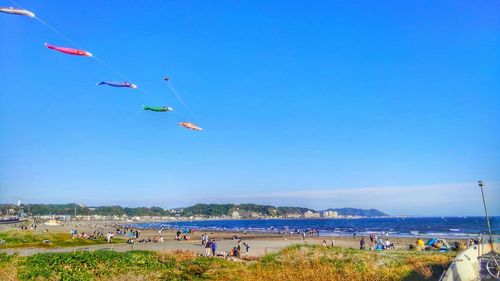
[{"left": 178, "top": 122, "right": 203, "bottom": 131}]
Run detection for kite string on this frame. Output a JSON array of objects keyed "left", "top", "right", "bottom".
[
  {"left": 139, "top": 87, "right": 186, "bottom": 121},
  {"left": 35, "top": 17, "right": 83, "bottom": 50},
  {"left": 10, "top": 0, "right": 79, "bottom": 50},
  {"left": 138, "top": 87, "right": 164, "bottom": 105},
  {"left": 35, "top": 15, "right": 131, "bottom": 83},
  {"left": 91, "top": 55, "right": 130, "bottom": 82},
  {"left": 167, "top": 82, "right": 201, "bottom": 122},
  {"left": 9, "top": 0, "right": 83, "bottom": 51},
  {"left": 10, "top": 0, "right": 192, "bottom": 123},
  {"left": 10, "top": 0, "right": 134, "bottom": 84},
  {"left": 11, "top": 1, "right": 158, "bottom": 97},
  {"left": 166, "top": 82, "right": 189, "bottom": 110},
  {"left": 9, "top": 1, "right": 122, "bottom": 80}
]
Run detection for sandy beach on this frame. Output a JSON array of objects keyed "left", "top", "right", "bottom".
[{"left": 0, "top": 220, "right": 467, "bottom": 257}]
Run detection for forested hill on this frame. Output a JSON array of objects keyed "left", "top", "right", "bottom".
[
  {"left": 0, "top": 204, "right": 168, "bottom": 217},
  {"left": 0, "top": 203, "right": 388, "bottom": 217},
  {"left": 325, "top": 208, "right": 388, "bottom": 217},
  {"left": 180, "top": 204, "right": 388, "bottom": 217},
  {"left": 180, "top": 204, "right": 313, "bottom": 217}
]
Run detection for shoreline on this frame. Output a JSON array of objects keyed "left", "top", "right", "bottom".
[
  {"left": 123, "top": 219, "right": 485, "bottom": 240},
  {"left": 0, "top": 220, "right": 474, "bottom": 257},
  {"left": 2, "top": 217, "right": 487, "bottom": 239}
]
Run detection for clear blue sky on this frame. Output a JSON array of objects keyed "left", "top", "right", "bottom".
[{"left": 1, "top": 1, "right": 499, "bottom": 216}]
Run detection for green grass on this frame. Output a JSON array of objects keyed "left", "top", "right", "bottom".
[
  {"left": 2, "top": 251, "right": 239, "bottom": 281},
  {"left": 0, "top": 231, "right": 126, "bottom": 249},
  {"left": 0, "top": 244, "right": 456, "bottom": 281}
]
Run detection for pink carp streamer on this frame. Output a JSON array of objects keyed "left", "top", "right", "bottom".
[{"left": 45, "top": 43, "right": 92, "bottom": 57}]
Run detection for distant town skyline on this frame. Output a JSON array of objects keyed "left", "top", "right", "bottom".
[{"left": 1, "top": 1, "right": 499, "bottom": 217}]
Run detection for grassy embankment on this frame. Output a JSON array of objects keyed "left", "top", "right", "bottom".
[
  {"left": 0, "top": 231, "right": 126, "bottom": 249},
  {"left": 0, "top": 244, "right": 455, "bottom": 281}
]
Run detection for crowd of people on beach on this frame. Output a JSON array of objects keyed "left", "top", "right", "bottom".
[
  {"left": 18, "top": 223, "right": 38, "bottom": 230},
  {"left": 359, "top": 234, "right": 396, "bottom": 251},
  {"left": 69, "top": 228, "right": 101, "bottom": 240},
  {"left": 111, "top": 226, "right": 251, "bottom": 259},
  {"left": 10, "top": 220, "right": 485, "bottom": 259},
  {"left": 175, "top": 229, "right": 192, "bottom": 240},
  {"left": 359, "top": 233, "right": 395, "bottom": 250},
  {"left": 199, "top": 232, "right": 251, "bottom": 258}
]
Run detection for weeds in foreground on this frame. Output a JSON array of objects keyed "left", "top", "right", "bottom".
[{"left": 0, "top": 244, "right": 455, "bottom": 281}]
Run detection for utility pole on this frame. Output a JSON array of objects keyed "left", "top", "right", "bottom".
[{"left": 478, "top": 181, "right": 493, "bottom": 246}]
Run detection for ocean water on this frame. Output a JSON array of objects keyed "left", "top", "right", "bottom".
[{"left": 131, "top": 216, "right": 499, "bottom": 238}]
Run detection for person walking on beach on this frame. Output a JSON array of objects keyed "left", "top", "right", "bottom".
[
  {"left": 211, "top": 239, "right": 217, "bottom": 256},
  {"left": 202, "top": 233, "right": 209, "bottom": 246},
  {"left": 360, "top": 237, "right": 366, "bottom": 250},
  {"left": 243, "top": 242, "right": 250, "bottom": 252},
  {"left": 205, "top": 239, "right": 212, "bottom": 256},
  {"left": 106, "top": 232, "right": 113, "bottom": 243}
]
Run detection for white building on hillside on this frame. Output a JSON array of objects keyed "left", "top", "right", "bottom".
[
  {"left": 322, "top": 210, "right": 338, "bottom": 218},
  {"left": 303, "top": 210, "right": 320, "bottom": 218}
]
